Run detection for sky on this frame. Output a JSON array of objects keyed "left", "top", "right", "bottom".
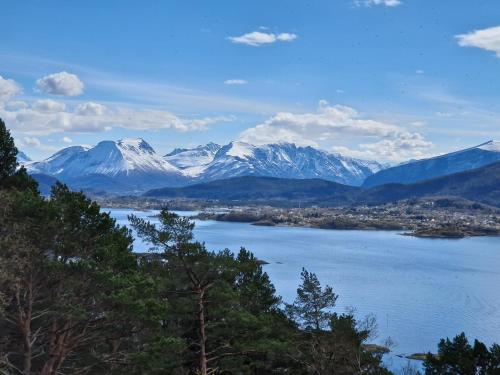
[{"left": 1, "top": 0, "right": 500, "bottom": 162}]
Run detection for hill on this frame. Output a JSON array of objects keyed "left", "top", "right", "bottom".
[
  {"left": 144, "top": 176, "right": 359, "bottom": 204},
  {"left": 363, "top": 140, "right": 500, "bottom": 188},
  {"left": 362, "top": 161, "right": 500, "bottom": 207}
]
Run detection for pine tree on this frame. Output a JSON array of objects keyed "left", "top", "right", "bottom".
[
  {"left": 0, "top": 118, "right": 18, "bottom": 181},
  {"left": 129, "top": 210, "right": 291, "bottom": 374},
  {"left": 286, "top": 268, "right": 338, "bottom": 331}
]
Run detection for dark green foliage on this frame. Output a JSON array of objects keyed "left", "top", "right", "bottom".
[
  {"left": 0, "top": 118, "right": 38, "bottom": 192},
  {"left": 284, "top": 271, "right": 389, "bottom": 375},
  {"left": 0, "top": 183, "right": 172, "bottom": 374},
  {"left": 129, "top": 210, "right": 293, "bottom": 374},
  {"left": 424, "top": 333, "right": 500, "bottom": 375},
  {"left": 0, "top": 118, "right": 18, "bottom": 181},
  {"left": 286, "top": 268, "right": 338, "bottom": 331}
]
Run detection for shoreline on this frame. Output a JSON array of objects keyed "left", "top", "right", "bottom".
[{"left": 194, "top": 214, "right": 500, "bottom": 239}]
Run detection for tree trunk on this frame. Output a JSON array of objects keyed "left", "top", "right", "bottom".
[
  {"left": 18, "top": 275, "right": 33, "bottom": 375},
  {"left": 197, "top": 288, "right": 208, "bottom": 375},
  {"left": 40, "top": 321, "right": 70, "bottom": 375}
]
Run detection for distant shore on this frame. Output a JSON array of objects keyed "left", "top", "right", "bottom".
[
  {"left": 95, "top": 196, "right": 500, "bottom": 239},
  {"left": 193, "top": 201, "right": 500, "bottom": 239}
]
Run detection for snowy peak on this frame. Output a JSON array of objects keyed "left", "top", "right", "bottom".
[
  {"left": 200, "top": 141, "right": 382, "bottom": 186},
  {"left": 477, "top": 140, "right": 500, "bottom": 153},
  {"left": 217, "top": 141, "right": 256, "bottom": 160},
  {"left": 117, "top": 138, "right": 156, "bottom": 154},
  {"left": 27, "top": 145, "right": 89, "bottom": 175},
  {"left": 165, "top": 142, "right": 222, "bottom": 170},
  {"left": 17, "top": 151, "right": 31, "bottom": 163},
  {"left": 27, "top": 139, "right": 186, "bottom": 192}
]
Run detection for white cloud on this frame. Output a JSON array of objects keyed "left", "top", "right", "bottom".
[
  {"left": 1, "top": 100, "right": 234, "bottom": 136},
  {"left": 239, "top": 101, "right": 432, "bottom": 161},
  {"left": 16, "top": 136, "right": 58, "bottom": 153},
  {"left": 22, "top": 136, "right": 41, "bottom": 147},
  {"left": 62, "top": 136, "right": 73, "bottom": 143},
  {"left": 0, "top": 75, "right": 22, "bottom": 101},
  {"left": 331, "top": 134, "right": 432, "bottom": 161},
  {"left": 456, "top": 26, "right": 500, "bottom": 57},
  {"left": 76, "top": 101, "right": 106, "bottom": 115},
  {"left": 35, "top": 71, "right": 84, "bottom": 96},
  {"left": 224, "top": 79, "right": 248, "bottom": 85},
  {"left": 32, "top": 99, "right": 66, "bottom": 113},
  {"left": 228, "top": 31, "right": 298, "bottom": 46},
  {"left": 355, "top": 0, "right": 401, "bottom": 7},
  {"left": 276, "top": 33, "right": 297, "bottom": 42}
]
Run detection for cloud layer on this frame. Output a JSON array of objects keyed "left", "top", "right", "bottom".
[
  {"left": 1, "top": 75, "right": 234, "bottom": 136},
  {"left": 228, "top": 31, "right": 297, "bottom": 46},
  {"left": 456, "top": 26, "right": 500, "bottom": 57},
  {"left": 1, "top": 100, "right": 234, "bottom": 135},
  {"left": 239, "top": 101, "right": 432, "bottom": 161},
  {"left": 35, "top": 71, "right": 85, "bottom": 96}
]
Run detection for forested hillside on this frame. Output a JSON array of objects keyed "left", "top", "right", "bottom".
[
  {"left": 0, "top": 119, "right": 391, "bottom": 374},
  {"left": 1, "top": 118, "right": 499, "bottom": 374}
]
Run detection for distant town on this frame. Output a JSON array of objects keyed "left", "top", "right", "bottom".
[{"left": 97, "top": 195, "right": 500, "bottom": 239}]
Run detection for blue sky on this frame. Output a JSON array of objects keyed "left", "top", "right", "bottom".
[{"left": 1, "top": 0, "right": 500, "bottom": 161}]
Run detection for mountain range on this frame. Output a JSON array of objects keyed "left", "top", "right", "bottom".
[
  {"left": 22, "top": 138, "right": 500, "bottom": 198},
  {"left": 24, "top": 139, "right": 382, "bottom": 193}
]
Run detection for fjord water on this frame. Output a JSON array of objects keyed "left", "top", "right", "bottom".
[{"left": 109, "top": 208, "right": 500, "bottom": 366}]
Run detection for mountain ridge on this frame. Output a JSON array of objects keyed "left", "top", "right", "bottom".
[
  {"left": 144, "top": 161, "right": 500, "bottom": 207},
  {"left": 26, "top": 139, "right": 383, "bottom": 192},
  {"left": 363, "top": 140, "right": 500, "bottom": 188}
]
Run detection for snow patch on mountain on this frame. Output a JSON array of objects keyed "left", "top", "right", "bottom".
[
  {"left": 225, "top": 141, "right": 255, "bottom": 159},
  {"left": 194, "top": 142, "right": 382, "bottom": 186},
  {"left": 478, "top": 140, "right": 500, "bottom": 153},
  {"left": 165, "top": 142, "right": 221, "bottom": 171}
]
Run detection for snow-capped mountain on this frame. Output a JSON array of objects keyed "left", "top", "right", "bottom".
[
  {"left": 165, "top": 142, "right": 221, "bottom": 172},
  {"left": 17, "top": 151, "right": 32, "bottom": 163},
  {"left": 185, "top": 141, "right": 382, "bottom": 186},
  {"left": 25, "top": 139, "right": 383, "bottom": 193},
  {"left": 363, "top": 140, "right": 500, "bottom": 188},
  {"left": 28, "top": 138, "right": 187, "bottom": 193},
  {"left": 28, "top": 146, "right": 90, "bottom": 175}
]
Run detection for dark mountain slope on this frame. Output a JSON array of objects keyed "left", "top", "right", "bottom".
[
  {"left": 145, "top": 162, "right": 500, "bottom": 207},
  {"left": 362, "top": 161, "right": 500, "bottom": 207},
  {"left": 363, "top": 140, "right": 500, "bottom": 188},
  {"left": 144, "top": 176, "right": 359, "bottom": 203}
]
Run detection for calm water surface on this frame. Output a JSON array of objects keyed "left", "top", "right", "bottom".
[{"left": 108, "top": 208, "right": 500, "bottom": 369}]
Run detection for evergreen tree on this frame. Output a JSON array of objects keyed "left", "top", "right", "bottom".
[
  {"left": 129, "top": 210, "right": 291, "bottom": 375},
  {"left": 286, "top": 268, "right": 338, "bottom": 331},
  {"left": 424, "top": 333, "right": 500, "bottom": 375},
  {"left": 0, "top": 184, "right": 169, "bottom": 374},
  {"left": 0, "top": 118, "right": 18, "bottom": 182}
]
